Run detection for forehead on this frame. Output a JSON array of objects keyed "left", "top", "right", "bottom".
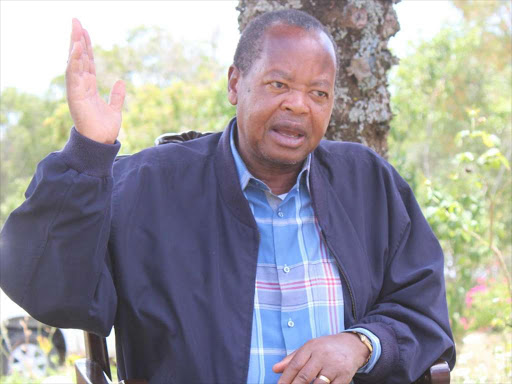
[{"left": 254, "top": 23, "right": 337, "bottom": 78}]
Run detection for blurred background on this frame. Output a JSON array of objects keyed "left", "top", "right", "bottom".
[{"left": 0, "top": 0, "right": 510, "bottom": 383}]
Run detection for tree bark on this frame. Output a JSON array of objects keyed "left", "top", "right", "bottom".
[{"left": 236, "top": 0, "right": 400, "bottom": 157}]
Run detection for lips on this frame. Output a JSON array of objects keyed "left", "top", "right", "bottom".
[{"left": 269, "top": 122, "right": 307, "bottom": 148}]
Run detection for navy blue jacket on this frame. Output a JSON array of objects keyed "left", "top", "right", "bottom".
[{"left": 0, "top": 119, "right": 455, "bottom": 383}]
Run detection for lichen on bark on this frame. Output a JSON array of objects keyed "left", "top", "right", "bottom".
[{"left": 236, "top": 0, "right": 400, "bottom": 157}]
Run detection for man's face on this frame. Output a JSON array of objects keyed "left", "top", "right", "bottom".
[{"left": 228, "top": 24, "right": 336, "bottom": 172}]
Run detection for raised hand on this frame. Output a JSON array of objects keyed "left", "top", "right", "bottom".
[{"left": 66, "top": 18, "right": 125, "bottom": 144}]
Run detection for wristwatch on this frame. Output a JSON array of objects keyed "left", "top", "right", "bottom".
[{"left": 349, "top": 331, "right": 373, "bottom": 365}]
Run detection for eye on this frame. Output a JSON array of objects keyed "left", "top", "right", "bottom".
[
  {"left": 312, "top": 90, "right": 328, "bottom": 98},
  {"left": 270, "top": 81, "right": 286, "bottom": 89}
]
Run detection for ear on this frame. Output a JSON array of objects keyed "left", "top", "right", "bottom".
[{"left": 227, "top": 65, "right": 241, "bottom": 106}]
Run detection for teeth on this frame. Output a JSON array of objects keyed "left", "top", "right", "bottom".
[{"left": 279, "top": 131, "right": 300, "bottom": 138}]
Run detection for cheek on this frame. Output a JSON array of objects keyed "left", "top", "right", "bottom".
[
  {"left": 320, "top": 101, "right": 334, "bottom": 117},
  {"left": 312, "top": 106, "right": 332, "bottom": 129},
  {"left": 245, "top": 100, "right": 275, "bottom": 128}
]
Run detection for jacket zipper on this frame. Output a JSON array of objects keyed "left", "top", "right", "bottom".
[{"left": 321, "top": 229, "right": 357, "bottom": 322}]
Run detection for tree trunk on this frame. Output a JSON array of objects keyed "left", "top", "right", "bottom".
[{"left": 236, "top": 0, "right": 400, "bottom": 158}]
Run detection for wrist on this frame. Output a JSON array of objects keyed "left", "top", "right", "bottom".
[
  {"left": 347, "top": 331, "right": 372, "bottom": 368},
  {"left": 75, "top": 126, "right": 117, "bottom": 145},
  {"left": 61, "top": 127, "right": 121, "bottom": 177}
]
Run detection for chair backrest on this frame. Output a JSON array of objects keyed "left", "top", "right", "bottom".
[{"left": 413, "top": 360, "right": 451, "bottom": 384}]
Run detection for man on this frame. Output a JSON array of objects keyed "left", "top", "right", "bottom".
[{"left": 0, "top": 10, "right": 455, "bottom": 384}]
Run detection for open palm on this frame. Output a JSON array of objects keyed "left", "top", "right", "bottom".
[{"left": 66, "top": 19, "right": 125, "bottom": 144}]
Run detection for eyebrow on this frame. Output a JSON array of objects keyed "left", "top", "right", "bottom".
[
  {"left": 309, "top": 79, "right": 331, "bottom": 88},
  {"left": 265, "top": 70, "right": 331, "bottom": 88},
  {"left": 265, "top": 70, "right": 293, "bottom": 81}
]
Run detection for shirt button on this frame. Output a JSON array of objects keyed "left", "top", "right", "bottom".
[
  {"left": 287, "top": 319, "right": 295, "bottom": 328},
  {"left": 277, "top": 210, "right": 284, "bottom": 218},
  {"left": 283, "top": 265, "right": 290, "bottom": 273}
]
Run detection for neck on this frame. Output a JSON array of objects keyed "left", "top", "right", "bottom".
[
  {"left": 233, "top": 125, "right": 305, "bottom": 195},
  {"left": 245, "top": 159, "right": 303, "bottom": 195}
]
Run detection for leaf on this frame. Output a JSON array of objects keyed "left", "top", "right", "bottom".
[
  {"left": 477, "top": 148, "right": 510, "bottom": 169},
  {"left": 483, "top": 133, "right": 500, "bottom": 147},
  {"left": 455, "top": 129, "right": 470, "bottom": 146},
  {"left": 456, "top": 151, "right": 475, "bottom": 163}
]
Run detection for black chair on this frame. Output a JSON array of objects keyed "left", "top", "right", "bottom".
[{"left": 75, "top": 130, "right": 451, "bottom": 384}]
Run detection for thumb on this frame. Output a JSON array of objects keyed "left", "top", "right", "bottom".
[
  {"left": 109, "top": 80, "right": 126, "bottom": 112},
  {"left": 272, "top": 351, "right": 296, "bottom": 373}
]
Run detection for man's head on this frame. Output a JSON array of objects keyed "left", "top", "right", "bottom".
[
  {"left": 233, "top": 10, "right": 338, "bottom": 76},
  {"left": 228, "top": 10, "right": 337, "bottom": 176}
]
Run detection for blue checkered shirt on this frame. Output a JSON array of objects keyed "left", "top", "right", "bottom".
[{"left": 229, "top": 130, "right": 381, "bottom": 384}]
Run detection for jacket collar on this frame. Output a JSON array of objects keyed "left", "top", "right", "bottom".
[
  {"left": 213, "top": 118, "right": 353, "bottom": 238},
  {"left": 214, "top": 118, "right": 258, "bottom": 229}
]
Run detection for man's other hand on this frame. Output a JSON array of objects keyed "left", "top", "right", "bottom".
[
  {"left": 66, "top": 18, "right": 125, "bottom": 144},
  {"left": 273, "top": 332, "right": 369, "bottom": 384}
]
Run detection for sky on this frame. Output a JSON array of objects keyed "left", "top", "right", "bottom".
[{"left": 0, "top": 0, "right": 462, "bottom": 95}]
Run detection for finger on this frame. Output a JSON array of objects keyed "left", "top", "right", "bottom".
[
  {"left": 277, "top": 350, "right": 311, "bottom": 384},
  {"left": 313, "top": 371, "right": 338, "bottom": 384},
  {"left": 290, "top": 358, "right": 322, "bottom": 384},
  {"left": 66, "top": 42, "right": 84, "bottom": 86},
  {"left": 273, "top": 350, "right": 296, "bottom": 373},
  {"left": 69, "top": 18, "right": 83, "bottom": 59},
  {"left": 109, "top": 80, "right": 126, "bottom": 112},
  {"left": 69, "top": 41, "right": 83, "bottom": 63},
  {"left": 80, "top": 33, "right": 90, "bottom": 74},
  {"left": 330, "top": 377, "right": 347, "bottom": 384},
  {"left": 83, "top": 29, "right": 96, "bottom": 75}
]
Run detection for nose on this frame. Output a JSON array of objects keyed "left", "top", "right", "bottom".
[{"left": 281, "top": 89, "right": 309, "bottom": 114}]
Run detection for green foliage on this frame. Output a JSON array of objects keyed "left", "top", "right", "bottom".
[
  {"left": 389, "top": 12, "right": 511, "bottom": 341},
  {"left": 465, "top": 278, "right": 511, "bottom": 332},
  {"left": 120, "top": 77, "right": 233, "bottom": 154},
  {"left": 425, "top": 113, "right": 511, "bottom": 338}
]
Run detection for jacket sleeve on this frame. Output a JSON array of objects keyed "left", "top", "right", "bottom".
[
  {"left": 0, "top": 127, "right": 120, "bottom": 337},
  {"left": 351, "top": 167, "right": 456, "bottom": 384}
]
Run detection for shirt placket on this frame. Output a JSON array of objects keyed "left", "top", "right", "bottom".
[{"left": 271, "top": 192, "right": 300, "bottom": 354}]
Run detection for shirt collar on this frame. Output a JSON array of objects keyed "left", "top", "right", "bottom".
[{"left": 229, "top": 123, "right": 311, "bottom": 192}]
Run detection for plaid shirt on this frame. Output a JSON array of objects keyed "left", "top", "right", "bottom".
[{"left": 229, "top": 131, "right": 381, "bottom": 384}]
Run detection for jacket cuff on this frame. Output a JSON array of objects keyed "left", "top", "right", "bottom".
[
  {"left": 60, "top": 127, "right": 121, "bottom": 177},
  {"left": 343, "top": 327, "right": 381, "bottom": 374},
  {"left": 350, "top": 322, "right": 399, "bottom": 382}
]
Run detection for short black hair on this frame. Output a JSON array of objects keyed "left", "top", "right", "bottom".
[{"left": 233, "top": 9, "right": 338, "bottom": 75}]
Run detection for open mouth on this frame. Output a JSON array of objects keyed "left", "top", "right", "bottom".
[
  {"left": 277, "top": 129, "right": 303, "bottom": 139},
  {"left": 270, "top": 125, "right": 306, "bottom": 148}
]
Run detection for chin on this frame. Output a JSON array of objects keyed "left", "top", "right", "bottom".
[{"left": 262, "top": 150, "right": 307, "bottom": 167}]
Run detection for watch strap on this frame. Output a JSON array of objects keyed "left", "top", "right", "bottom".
[{"left": 349, "top": 331, "right": 373, "bottom": 365}]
